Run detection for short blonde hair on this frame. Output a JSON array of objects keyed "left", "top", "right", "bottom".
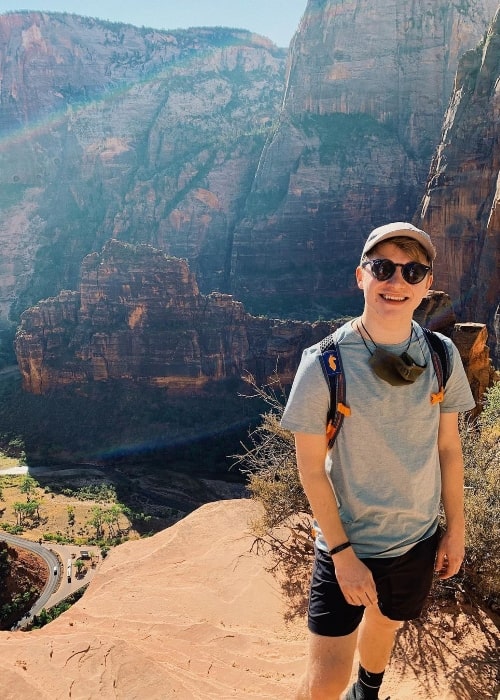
[{"left": 365, "top": 235, "right": 431, "bottom": 266}]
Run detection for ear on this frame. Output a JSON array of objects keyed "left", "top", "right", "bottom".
[
  {"left": 355, "top": 266, "right": 364, "bottom": 289},
  {"left": 425, "top": 272, "right": 433, "bottom": 291}
]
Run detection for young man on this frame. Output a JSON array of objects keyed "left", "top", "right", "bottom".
[{"left": 280, "top": 222, "right": 475, "bottom": 700}]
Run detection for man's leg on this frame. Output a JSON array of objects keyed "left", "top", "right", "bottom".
[
  {"left": 357, "top": 604, "right": 402, "bottom": 672},
  {"left": 342, "top": 604, "right": 402, "bottom": 699},
  {"left": 295, "top": 628, "right": 358, "bottom": 700}
]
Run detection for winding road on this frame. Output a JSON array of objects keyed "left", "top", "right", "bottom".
[{"left": 0, "top": 531, "right": 100, "bottom": 629}]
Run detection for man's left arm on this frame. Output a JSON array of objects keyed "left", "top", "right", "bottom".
[{"left": 436, "top": 411, "right": 465, "bottom": 579}]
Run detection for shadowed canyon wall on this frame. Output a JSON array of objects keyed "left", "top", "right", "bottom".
[
  {"left": 416, "top": 6, "right": 500, "bottom": 349},
  {"left": 230, "top": 0, "right": 498, "bottom": 320},
  {"left": 0, "top": 12, "right": 286, "bottom": 320}
]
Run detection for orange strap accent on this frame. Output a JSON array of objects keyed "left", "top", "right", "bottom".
[
  {"left": 430, "top": 388, "right": 444, "bottom": 405},
  {"left": 326, "top": 403, "right": 351, "bottom": 443},
  {"left": 328, "top": 355, "right": 337, "bottom": 372},
  {"left": 326, "top": 421, "right": 335, "bottom": 442},
  {"left": 337, "top": 402, "right": 351, "bottom": 417}
]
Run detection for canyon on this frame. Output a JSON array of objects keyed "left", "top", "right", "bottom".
[
  {"left": 0, "top": 2, "right": 498, "bottom": 372},
  {"left": 0, "top": 6, "right": 499, "bottom": 697}
]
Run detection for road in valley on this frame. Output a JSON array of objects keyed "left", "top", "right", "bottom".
[{"left": 0, "top": 531, "right": 101, "bottom": 629}]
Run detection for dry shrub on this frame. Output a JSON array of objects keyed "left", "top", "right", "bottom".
[
  {"left": 459, "top": 381, "right": 500, "bottom": 613},
  {"left": 235, "top": 375, "right": 310, "bottom": 531}
]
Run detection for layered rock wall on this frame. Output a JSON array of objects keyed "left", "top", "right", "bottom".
[
  {"left": 14, "top": 241, "right": 333, "bottom": 394},
  {"left": 416, "top": 6, "right": 500, "bottom": 365},
  {"left": 230, "top": 0, "right": 498, "bottom": 318},
  {"left": 15, "top": 242, "right": 495, "bottom": 412}
]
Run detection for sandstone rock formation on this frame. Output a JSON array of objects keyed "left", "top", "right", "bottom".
[
  {"left": 0, "top": 499, "right": 497, "bottom": 699},
  {"left": 0, "top": 12, "right": 286, "bottom": 320},
  {"left": 230, "top": 0, "right": 498, "bottom": 319},
  {"left": 416, "top": 6, "right": 500, "bottom": 365},
  {"left": 1, "top": 5, "right": 498, "bottom": 345},
  {"left": 14, "top": 240, "right": 333, "bottom": 394},
  {"left": 0, "top": 543, "right": 47, "bottom": 630}
]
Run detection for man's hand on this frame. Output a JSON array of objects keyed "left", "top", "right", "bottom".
[
  {"left": 333, "top": 549, "right": 378, "bottom": 606},
  {"left": 435, "top": 529, "right": 465, "bottom": 579}
]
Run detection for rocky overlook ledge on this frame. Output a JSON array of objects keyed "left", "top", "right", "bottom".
[
  {"left": 14, "top": 240, "right": 332, "bottom": 395},
  {"left": 0, "top": 499, "right": 498, "bottom": 699}
]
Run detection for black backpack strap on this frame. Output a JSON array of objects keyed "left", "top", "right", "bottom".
[
  {"left": 421, "top": 326, "right": 451, "bottom": 404},
  {"left": 318, "top": 333, "right": 351, "bottom": 449}
]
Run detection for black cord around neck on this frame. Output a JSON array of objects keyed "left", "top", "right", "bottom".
[{"left": 358, "top": 319, "right": 413, "bottom": 357}]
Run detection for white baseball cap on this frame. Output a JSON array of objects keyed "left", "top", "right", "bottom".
[{"left": 361, "top": 222, "right": 436, "bottom": 261}]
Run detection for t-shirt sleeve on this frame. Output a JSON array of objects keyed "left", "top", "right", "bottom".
[
  {"left": 280, "top": 346, "right": 330, "bottom": 434},
  {"left": 441, "top": 336, "right": 476, "bottom": 414}
]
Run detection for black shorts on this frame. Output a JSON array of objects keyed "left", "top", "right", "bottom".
[{"left": 308, "top": 530, "right": 440, "bottom": 637}]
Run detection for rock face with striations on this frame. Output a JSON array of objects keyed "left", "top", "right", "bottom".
[
  {"left": 0, "top": 12, "right": 286, "bottom": 321},
  {"left": 230, "top": 0, "right": 498, "bottom": 318},
  {"left": 1, "top": 7, "right": 499, "bottom": 369},
  {"left": 14, "top": 240, "right": 333, "bottom": 394},
  {"left": 415, "top": 6, "right": 500, "bottom": 366}
]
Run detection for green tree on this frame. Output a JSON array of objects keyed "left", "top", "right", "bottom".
[
  {"left": 103, "top": 504, "right": 123, "bottom": 538},
  {"left": 13, "top": 501, "right": 26, "bottom": 526},
  {"left": 87, "top": 506, "right": 105, "bottom": 540},
  {"left": 74, "top": 559, "right": 85, "bottom": 576},
  {"left": 67, "top": 505, "right": 76, "bottom": 528},
  {"left": 19, "top": 476, "right": 38, "bottom": 502},
  {"left": 13, "top": 500, "right": 40, "bottom": 526}
]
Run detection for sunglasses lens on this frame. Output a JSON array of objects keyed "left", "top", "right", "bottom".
[
  {"left": 402, "top": 263, "right": 428, "bottom": 284},
  {"left": 371, "top": 259, "right": 395, "bottom": 281}
]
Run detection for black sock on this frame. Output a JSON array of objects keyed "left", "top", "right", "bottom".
[{"left": 354, "top": 664, "right": 385, "bottom": 699}]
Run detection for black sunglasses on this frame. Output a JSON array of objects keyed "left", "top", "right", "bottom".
[{"left": 361, "top": 258, "right": 432, "bottom": 285}]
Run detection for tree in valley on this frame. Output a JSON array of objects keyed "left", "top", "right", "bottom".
[
  {"left": 87, "top": 506, "right": 105, "bottom": 540},
  {"left": 19, "top": 476, "right": 38, "bottom": 502}
]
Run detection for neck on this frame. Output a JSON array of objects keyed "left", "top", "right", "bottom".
[{"left": 359, "top": 312, "right": 413, "bottom": 345}]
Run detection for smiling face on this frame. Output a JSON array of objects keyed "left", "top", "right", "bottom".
[{"left": 355, "top": 240, "right": 433, "bottom": 326}]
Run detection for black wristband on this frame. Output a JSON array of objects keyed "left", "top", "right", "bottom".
[{"left": 328, "top": 541, "right": 351, "bottom": 556}]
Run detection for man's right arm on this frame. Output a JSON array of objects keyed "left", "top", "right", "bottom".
[{"left": 294, "top": 432, "right": 378, "bottom": 607}]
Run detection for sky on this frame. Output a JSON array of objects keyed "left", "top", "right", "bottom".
[{"left": 0, "top": 0, "right": 308, "bottom": 47}]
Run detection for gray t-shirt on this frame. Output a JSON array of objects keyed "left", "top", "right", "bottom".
[{"left": 280, "top": 321, "right": 476, "bottom": 558}]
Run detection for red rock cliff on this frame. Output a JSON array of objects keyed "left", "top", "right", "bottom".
[
  {"left": 14, "top": 240, "right": 333, "bottom": 394},
  {"left": 416, "top": 6, "right": 500, "bottom": 366},
  {"left": 230, "top": 0, "right": 498, "bottom": 319}
]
